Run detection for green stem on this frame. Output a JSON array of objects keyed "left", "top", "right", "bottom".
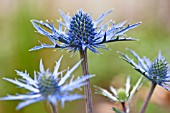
[
  {"left": 49, "top": 102, "right": 58, "bottom": 113},
  {"left": 139, "top": 82, "right": 157, "bottom": 113},
  {"left": 79, "top": 49, "right": 93, "bottom": 113},
  {"left": 121, "top": 102, "right": 126, "bottom": 113}
]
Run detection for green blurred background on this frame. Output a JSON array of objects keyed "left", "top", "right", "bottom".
[{"left": 0, "top": 0, "right": 170, "bottom": 113}]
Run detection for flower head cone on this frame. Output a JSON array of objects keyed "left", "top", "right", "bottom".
[
  {"left": 30, "top": 9, "right": 141, "bottom": 54},
  {"left": 94, "top": 76, "right": 142, "bottom": 103},
  {"left": 118, "top": 49, "right": 170, "bottom": 91},
  {"left": 0, "top": 56, "right": 94, "bottom": 110}
]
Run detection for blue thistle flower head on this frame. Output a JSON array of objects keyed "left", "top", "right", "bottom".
[
  {"left": 30, "top": 9, "right": 141, "bottom": 54},
  {"left": 118, "top": 49, "right": 170, "bottom": 91},
  {"left": 0, "top": 56, "right": 94, "bottom": 110}
]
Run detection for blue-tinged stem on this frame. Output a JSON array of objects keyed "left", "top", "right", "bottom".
[
  {"left": 79, "top": 49, "right": 93, "bottom": 113},
  {"left": 49, "top": 102, "right": 58, "bottom": 113},
  {"left": 139, "top": 82, "right": 157, "bottom": 113}
]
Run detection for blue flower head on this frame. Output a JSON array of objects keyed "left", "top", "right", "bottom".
[
  {"left": 30, "top": 9, "right": 141, "bottom": 54},
  {"left": 118, "top": 49, "right": 170, "bottom": 91},
  {"left": 0, "top": 56, "right": 94, "bottom": 110}
]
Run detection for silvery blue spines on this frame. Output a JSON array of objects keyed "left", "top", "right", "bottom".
[
  {"left": 30, "top": 9, "right": 141, "bottom": 54},
  {"left": 118, "top": 49, "right": 170, "bottom": 91},
  {"left": 94, "top": 76, "right": 142, "bottom": 102},
  {"left": 0, "top": 56, "right": 94, "bottom": 110}
]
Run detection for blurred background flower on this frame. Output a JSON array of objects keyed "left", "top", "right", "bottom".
[
  {"left": 0, "top": 57, "right": 94, "bottom": 111},
  {"left": 0, "top": 0, "right": 170, "bottom": 113}
]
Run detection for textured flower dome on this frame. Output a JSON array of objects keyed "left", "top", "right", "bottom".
[
  {"left": 148, "top": 57, "right": 168, "bottom": 83},
  {"left": 67, "top": 10, "right": 96, "bottom": 49},
  {"left": 38, "top": 73, "right": 60, "bottom": 96}
]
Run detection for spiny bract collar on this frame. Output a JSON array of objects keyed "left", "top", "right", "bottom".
[{"left": 30, "top": 9, "right": 141, "bottom": 54}]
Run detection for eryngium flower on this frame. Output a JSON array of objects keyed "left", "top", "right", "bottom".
[
  {"left": 118, "top": 49, "right": 170, "bottom": 91},
  {"left": 0, "top": 56, "right": 94, "bottom": 110},
  {"left": 94, "top": 76, "right": 142, "bottom": 102},
  {"left": 30, "top": 10, "right": 141, "bottom": 54}
]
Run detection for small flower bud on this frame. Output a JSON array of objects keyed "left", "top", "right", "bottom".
[{"left": 117, "top": 88, "right": 127, "bottom": 102}]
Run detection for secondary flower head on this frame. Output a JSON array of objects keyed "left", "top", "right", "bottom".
[
  {"left": 118, "top": 49, "right": 170, "bottom": 91},
  {"left": 94, "top": 76, "right": 142, "bottom": 103},
  {"left": 30, "top": 9, "right": 141, "bottom": 54},
  {"left": 0, "top": 56, "right": 94, "bottom": 110}
]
